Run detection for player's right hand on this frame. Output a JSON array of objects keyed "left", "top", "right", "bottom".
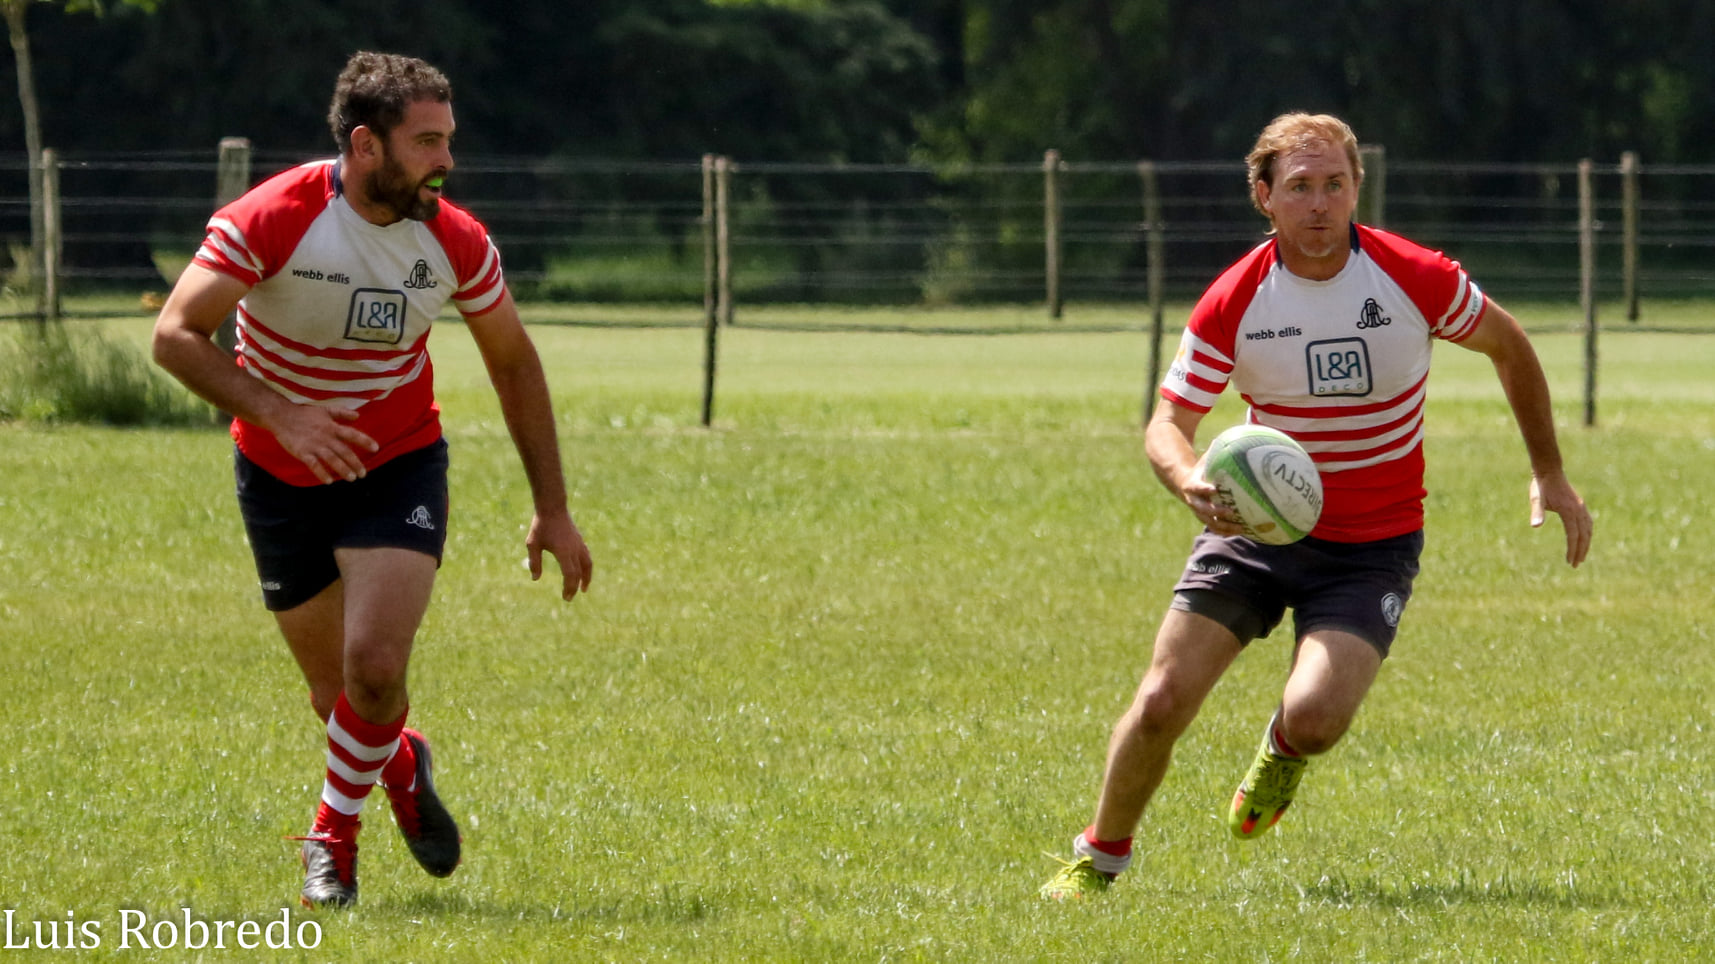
[
  {"left": 271, "top": 404, "right": 380, "bottom": 484},
  {"left": 1179, "top": 461, "right": 1245, "bottom": 536}
]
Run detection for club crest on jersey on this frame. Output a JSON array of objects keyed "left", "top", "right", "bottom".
[
  {"left": 403, "top": 259, "right": 438, "bottom": 290},
  {"left": 346, "top": 288, "right": 408, "bottom": 344},
  {"left": 1306, "top": 337, "right": 1372, "bottom": 397},
  {"left": 1357, "top": 298, "right": 1392, "bottom": 329}
]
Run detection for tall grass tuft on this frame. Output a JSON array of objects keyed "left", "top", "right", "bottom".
[{"left": 0, "top": 320, "right": 212, "bottom": 426}]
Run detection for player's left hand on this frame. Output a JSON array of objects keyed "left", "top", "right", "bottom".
[
  {"left": 1530, "top": 471, "right": 1592, "bottom": 568},
  {"left": 527, "top": 508, "right": 594, "bottom": 600}
]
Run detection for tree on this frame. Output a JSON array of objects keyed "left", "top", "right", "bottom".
[{"left": 1, "top": 0, "right": 156, "bottom": 316}]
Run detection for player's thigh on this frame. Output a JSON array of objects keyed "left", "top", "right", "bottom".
[
  {"left": 1130, "top": 608, "right": 1247, "bottom": 731},
  {"left": 331, "top": 438, "right": 449, "bottom": 657},
  {"left": 335, "top": 546, "right": 438, "bottom": 657},
  {"left": 1280, "top": 629, "right": 1381, "bottom": 750}
]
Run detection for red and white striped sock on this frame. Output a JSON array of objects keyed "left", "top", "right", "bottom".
[
  {"left": 379, "top": 728, "right": 419, "bottom": 793},
  {"left": 312, "top": 693, "right": 407, "bottom": 832},
  {"left": 1073, "top": 825, "right": 1133, "bottom": 876}
]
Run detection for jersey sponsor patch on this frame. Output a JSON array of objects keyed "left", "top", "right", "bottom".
[
  {"left": 1306, "top": 338, "right": 1372, "bottom": 397},
  {"left": 345, "top": 288, "right": 408, "bottom": 344}
]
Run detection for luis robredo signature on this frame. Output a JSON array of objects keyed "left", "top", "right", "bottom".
[{"left": 2, "top": 908, "right": 322, "bottom": 952}]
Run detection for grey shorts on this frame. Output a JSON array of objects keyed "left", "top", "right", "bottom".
[
  {"left": 1169, "top": 528, "right": 1424, "bottom": 657},
  {"left": 234, "top": 438, "right": 449, "bottom": 612}
]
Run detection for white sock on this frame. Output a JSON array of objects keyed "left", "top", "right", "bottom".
[{"left": 1073, "top": 831, "right": 1132, "bottom": 876}]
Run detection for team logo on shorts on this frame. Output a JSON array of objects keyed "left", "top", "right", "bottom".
[
  {"left": 1380, "top": 592, "right": 1404, "bottom": 627},
  {"left": 405, "top": 506, "right": 436, "bottom": 531}
]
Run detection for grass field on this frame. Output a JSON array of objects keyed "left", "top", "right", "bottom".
[{"left": 0, "top": 308, "right": 1711, "bottom": 961}]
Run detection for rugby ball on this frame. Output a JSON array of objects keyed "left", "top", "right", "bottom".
[{"left": 1200, "top": 424, "right": 1322, "bottom": 545}]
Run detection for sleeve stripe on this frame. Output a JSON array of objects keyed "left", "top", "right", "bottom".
[
  {"left": 1436, "top": 276, "right": 1486, "bottom": 341},
  {"left": 1159, "top": 387, "right": 1211, "bottom": 413}
]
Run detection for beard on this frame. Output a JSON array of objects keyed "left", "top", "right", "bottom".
[
  {"left": 1286, "top": 230, "right": 1340, "bottom": 262},
  {"left": 365, "top": 152, "right": 440, "bottom": 222}
]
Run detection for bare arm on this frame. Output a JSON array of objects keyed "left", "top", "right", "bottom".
[
  {"left": 1455, "top": 301, "right": 1592, "bottom": 567},
  {"left": 1145, "top": 399, "right": 1244, "bottom": 536},
  {"left": 465, "top": 290, "right": 593, "bottom": 599},
  {"left": 150, "top": 263, "right": 377, "bottom": 484},
  {"left": 151, "top": 262, "right": 379, "bottom": 480}
]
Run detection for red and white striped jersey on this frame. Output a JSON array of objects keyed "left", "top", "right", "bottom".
[
  {"left": 192, "top": 159, "right": 507, "bottom": 486},
  {"left": 1161, "top": 225, "right": 1486, "bottom": 542}
]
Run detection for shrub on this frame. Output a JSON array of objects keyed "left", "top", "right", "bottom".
[{"left": 0, "top": 321, "right": 213, "bottom": 426}]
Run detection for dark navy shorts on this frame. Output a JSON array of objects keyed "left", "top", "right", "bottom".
[
  {"left": 234, "top": 439, "right": 449, "bottom": 612},
  {"left": 1169, "top": 528, "right": 1424, "bottom": 657}
]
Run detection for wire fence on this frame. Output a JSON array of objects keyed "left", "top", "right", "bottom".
[{"left": 5, "top": 147, "right": 1715, "bottom": 327}]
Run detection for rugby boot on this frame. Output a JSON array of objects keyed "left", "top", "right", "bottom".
[
  {"left": 1039, "top": 855, "right": 1115, "bottom": 900},
  {"left": 1228, "top": 713, "right": 1307, "bottom": 839},
  {"left": 384, "top": 728, "right": 462, "bottom": 877},
  {"left": 294, "top": 823, "right": 359, "bottom": 909}
]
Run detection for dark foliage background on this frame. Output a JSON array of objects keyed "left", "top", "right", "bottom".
[{"left": 6, "top": 0, "right": 1712, "bottom": 164}]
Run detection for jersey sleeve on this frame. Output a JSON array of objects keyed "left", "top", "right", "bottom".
[
  {"left": 1356, "top": 225, "right": 1486, "bottom": 343},
  {"left": 1160, "top": 241, "right": 1273, "bottom": 412},
  {"left": 427, "top": 202, "right": 507, "bottom": 317},
  {"left": 1161, "top": 327, "right": 1233, "bottom": 413},
  {"left": 191, "top": 162, "right": 334, "bottom": 287}
]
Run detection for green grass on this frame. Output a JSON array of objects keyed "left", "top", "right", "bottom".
[
  {"left": 0, "top": 320, "right": 212, "bottom": 426},
  {"left": 0, "top": 311, "right": 1709, "bottom": 960}
]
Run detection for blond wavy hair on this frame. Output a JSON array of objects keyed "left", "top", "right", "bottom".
[{"left": 1245, "top": 113, "right": 1363, "bottom": 219}]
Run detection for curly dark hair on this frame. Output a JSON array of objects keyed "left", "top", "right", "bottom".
[{"left": 327, "top": 51, "right": 452, "bottom": 154}]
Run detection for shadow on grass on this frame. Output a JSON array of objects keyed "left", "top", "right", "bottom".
[
  {"left": 384, "top": 887, "right": 717, "bottom": 925},
  {"left": 1300, "top": 872, "right": 1617, "bottom": 911}
]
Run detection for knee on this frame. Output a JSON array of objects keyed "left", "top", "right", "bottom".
[
  {"left": 1277, "top": 705, "right": 1352, "bottom": 756},
  {"left": 1123, "top": 677, "right": 1199, "bottom": 741},
  {"left": 343, "top": 646, "right": 409, "bottom": 704}
]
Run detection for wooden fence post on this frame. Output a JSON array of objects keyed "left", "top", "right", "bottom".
[
  {"left": 1044, "top": 149, "right": 1063, "bottom": 320},
  {"left": 1138, "top": 159, "right": 1165, "bottom": 422},
  {"left": 216, "top": 137, "right": 251, "bottom": 206},
  {"left": 214, "top": 137, "right": 251, "bottom": 354},
  {"left": 1358, "top": 144, "right": 1387, "bottom": 228},
  {"left": 1621, "top": 150, "right": 1639, "bottom": 323},
  {"left": 1578, "top": 158, "right": 1597, "bottom": 427},
  {"left": 701, "top": 154, "right": 719, "bottom": 427},
  {"left": 40, "top": 148, "right": 59, "bottom": 322},
  {"left": 716, "top": 156, "right": 733, "bottom": 328}
]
